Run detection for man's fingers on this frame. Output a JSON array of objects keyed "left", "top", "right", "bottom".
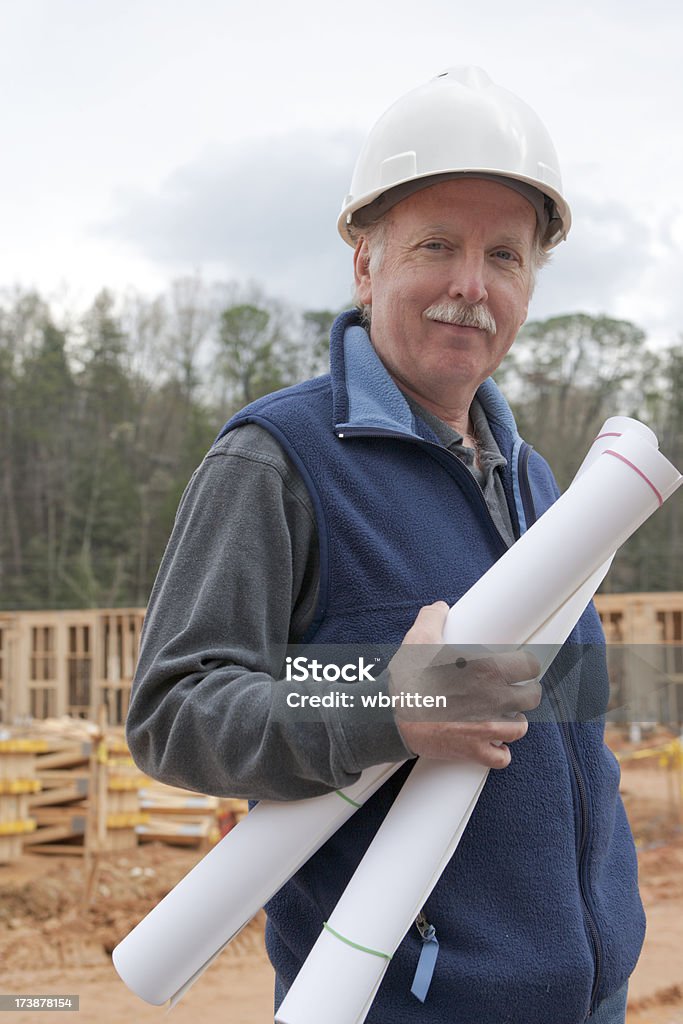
[
  {"left": 469, "top": 650, "right": 540, "bottom": 685},
  {"left": 389, "top": 602, "right": 450, "bottom": 688},
  {"left": 407, "top": 662, "right": 542, "bottom": 719},
  {"left": 392, "top": 610, "right": 543, "bottom": 726},
  {"left": 487, "top": 712, "right": 529, "bottom": 742},
  {"left": 395, "top": 714, "right": 529, "bottom": 766},
  {"left": 501, "top": 679, "right": 543, "bottom": 714},
  {"left": 403, "top": 601, "right": 450, "bottom": 645},
  {"left": 481, "top": 742, "right": 513, "bottom": 769},
  {"left": 508, "top": 649, "right": 542, "bottom": 682}
]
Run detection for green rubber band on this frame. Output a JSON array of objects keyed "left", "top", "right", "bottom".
[
  {"left": 323, "top": 922, "right": 392, "bottom": 960},
  {"left": 334, "top": 789, "right": 362, "bottom": 809}
]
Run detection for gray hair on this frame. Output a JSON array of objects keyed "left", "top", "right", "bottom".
[
  {"left": 350, "top": 218, "right": 389, "bottom": 328},
  {"left": 351, "top": 214, "right": 551, "bottom": 327}
]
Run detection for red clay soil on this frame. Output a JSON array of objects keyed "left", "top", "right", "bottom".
[{"left": 1, "top": 732, "right": 681, "bottom": 1024}]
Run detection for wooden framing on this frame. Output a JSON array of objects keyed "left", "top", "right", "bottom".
[
  {"left": 594, "top": 593, "right": 683, "bottom": 728},
  {"left": 0, "top": 609, "right": 145, "bottom": 726},
  {"left": 0, "top": 617, "right": 7, "bottom": 722},
  {"left": 0, "top": 597, "right": 681, "bottom": 728}
]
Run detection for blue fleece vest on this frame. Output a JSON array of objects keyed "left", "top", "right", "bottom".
[{"left": 217, "top": 311, "right": 645, "bottom": 1024}]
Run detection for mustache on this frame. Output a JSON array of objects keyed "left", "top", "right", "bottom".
[{"left": 424, "top": 301, "right": 497, "bottom": 335}]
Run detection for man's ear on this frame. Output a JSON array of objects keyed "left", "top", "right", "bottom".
[{"left": 353, "top": 238, "right": 373, "bottom": 305}]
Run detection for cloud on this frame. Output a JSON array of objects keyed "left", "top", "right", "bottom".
[
  {"left": 98, "top": 132, "right": 361, "bottom": 310},
  {"left": 529, "top": 193, "right": 683, "bottom": 346},
  {"left": 101, "top": 136, "right": 680, "bottom": 343},
  {"left": 530, "top": 194, "right": 655, "bottom": 317}
]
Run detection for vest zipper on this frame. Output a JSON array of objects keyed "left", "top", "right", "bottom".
[
  {"left": 338, "top": 424, "right": 604, "bottom": 1014},
  {"left": 507, "top": 438, "right": 603, "bottom": 1013},
  {"left": 547, "top": 670, "right": 604, "bottom": 1017},
  {"left": 518, "top": 442, "right": 537, "bottom": 528},
  {"left": 336, "top": 426, "right": 512, "bottom": 551}
]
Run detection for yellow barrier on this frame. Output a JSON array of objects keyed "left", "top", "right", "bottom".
[
  {"left": 614, "top": 738, "right": 683, "bottom": 769},
  {"left": 106, "top": 812, "right": 150, "bottom": 830},
  {"left": 108, "top": 776, "right": 148, "bottom": 791},
  {"left": 0, "top": 739, "right": 49, "bottom": 753},
  {"left": 0, "top": 819, "right": 37, "bottom": 835},
  {"left": 615, "top": 737, "right": 683, "bottom": 844},
  {"left": 0, "top": 778, "right": 41, "bottom": 794}
]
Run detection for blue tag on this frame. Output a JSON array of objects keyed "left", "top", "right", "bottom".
[{"left": 410, "top": 923, "right": 439, "bottom": 1003}]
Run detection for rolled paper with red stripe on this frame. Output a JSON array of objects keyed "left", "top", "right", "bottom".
[
  {"left": 112, "top": 418, "right": 680, "bottom": 1016},
  {"left": 112, "top": 760, "right": 401, "bottom": 1005},
  {"left": 277, "top": 423, "right": 681, "bottom": 1024}
]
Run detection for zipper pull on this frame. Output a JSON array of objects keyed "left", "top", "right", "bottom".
[{"left": 411, "top": 912, "right": 440, "bottom": 1003}]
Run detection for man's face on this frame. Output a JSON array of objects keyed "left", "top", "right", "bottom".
[{"left": 354, "top": 178, "right": 536, "bottom": 410}]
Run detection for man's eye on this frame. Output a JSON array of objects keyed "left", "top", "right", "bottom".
[
  {"left": 422, "top": 241, "right": 447, "bottom": 251},
  {"left": 493, "top": 250, "right": 518, "bottom": 262}
]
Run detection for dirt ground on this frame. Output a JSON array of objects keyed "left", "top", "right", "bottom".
[
  {"left": 1, "top": 731, "right": 681, "bottom": 1024},
  {"left": 613, "top": 730, "right": 683, "bottom": 1024}
]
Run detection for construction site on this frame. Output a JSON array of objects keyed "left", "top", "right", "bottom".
[{"left": 0, "top": 594, "right": 682, "bottom": 1023}]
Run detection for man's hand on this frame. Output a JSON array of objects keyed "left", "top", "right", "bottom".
[{"left": 388, "top": 601, "right": 542, "bottom": 768}]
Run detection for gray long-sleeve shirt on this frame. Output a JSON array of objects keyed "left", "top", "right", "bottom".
[{"left": 126, "top": 399, "right": 515, "bottom": 801}]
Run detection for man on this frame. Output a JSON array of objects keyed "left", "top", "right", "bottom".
[{"left": 127, "top": 68, "right": 645, "bottom": 1023}]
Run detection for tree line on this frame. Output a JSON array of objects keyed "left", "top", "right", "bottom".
[{"left": 0, "top": 280, "right": 680, "bottom": 610}]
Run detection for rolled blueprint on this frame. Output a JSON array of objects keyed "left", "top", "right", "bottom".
[
  {"left": 573, "top": 416, "right": 657, "bottom": 479},
  {"left": 440, "top": 431, "right": 679, "bottom": 646},
  {"left": 275, "top": 425, "right": 681, "bottom": 1024},
  {"left": 112, "top": 761, "right": 400, "bottom": 1004},
  {"left": 113, "top": 419, "right": 678, "bottom": 1011},
  {"left": 505, "top": 416, "right": 656, "bottom": 646}
]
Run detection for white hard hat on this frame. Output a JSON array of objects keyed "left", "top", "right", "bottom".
[{"left": 338, "top": 66, "right": 571, "bottom": 250}]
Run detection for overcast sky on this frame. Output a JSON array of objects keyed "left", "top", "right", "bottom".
[{"left": 1, "top": 0, "right": 681, "bottom": 346}]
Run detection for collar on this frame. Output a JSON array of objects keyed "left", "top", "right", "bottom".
[{"left": 329, "top": 309, "right": 522, "bottom": 452}]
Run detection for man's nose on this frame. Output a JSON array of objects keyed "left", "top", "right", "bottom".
[{"left": 447, "top": 252, "right": 488, "bottom": 305}]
